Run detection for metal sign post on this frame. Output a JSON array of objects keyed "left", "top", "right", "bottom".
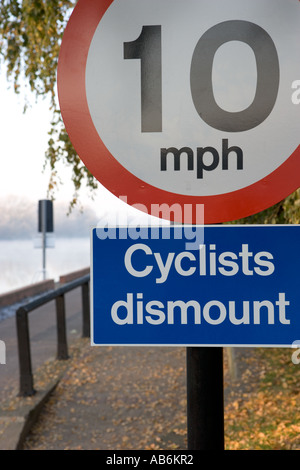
[
  {"left": 187, "top": 347, "right": 224, "bottom": 450},
  {"left": 38, "top": 200, "right": 54, "bottom": 280},
  {"left": 41, "top": 200, "right": 47, "bottom": 281}
]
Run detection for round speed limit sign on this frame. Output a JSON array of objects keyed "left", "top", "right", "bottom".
[{"left": 58, "top": 0, "right": 300, "bottom": 223}]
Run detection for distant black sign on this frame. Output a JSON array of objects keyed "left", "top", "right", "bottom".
[{"left": 38, "top": 200, "right": 54, "bottom": 233}]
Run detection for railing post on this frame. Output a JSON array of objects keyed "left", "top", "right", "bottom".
[
  {"left": 15, "top": 275, "right": 89, "bottom": 396},
  {"left": 81, "top": 282, "right": 90, "bottom": 338},
  {"left": 16, "top": 307, "right": 36, "bottom": 396},
  {"left": 55, "top": 294, "right": 69, "bottom": 360}
]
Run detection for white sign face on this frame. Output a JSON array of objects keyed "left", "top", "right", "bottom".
[
  {"left": 33, "top": 234, "right": 55, "bottom": 249},
  {"left": 85, "top": 0, "right": 300, "bottom": 197}
]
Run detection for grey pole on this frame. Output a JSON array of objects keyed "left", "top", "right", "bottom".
[{"left": 42, "top": 200, "right": 46, "bottom": 280}]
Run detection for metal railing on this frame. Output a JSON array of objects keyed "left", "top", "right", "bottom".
[{"left": 16, "top": 274, "right": 90, "bottom": 397}]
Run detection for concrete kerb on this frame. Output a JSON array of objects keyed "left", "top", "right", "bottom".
[
  {"left": 0, "top": 378, "right": 62, "bottom": 450},
  {"left": 0, "top": 333, "right": 89, "bottom": 451},
  {"left": 0, "top": 336, "right": 87, "bottom": 451}
]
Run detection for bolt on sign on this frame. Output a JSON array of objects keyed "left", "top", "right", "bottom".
[{"left": 58, "top": 0, "right": 300, "bottom": 223}]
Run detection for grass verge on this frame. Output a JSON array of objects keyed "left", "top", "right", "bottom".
[{"left": 224, "top": 347, "right": 300, "bottom": 450}]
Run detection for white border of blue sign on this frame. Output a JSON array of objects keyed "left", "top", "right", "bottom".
[{"left": 91, "top": 225, "right": 300, "bottom": 348}]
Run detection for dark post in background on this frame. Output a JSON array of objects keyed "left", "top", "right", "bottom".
[{"left": 38, "top": 199, "right": 54, "bottom": 280}]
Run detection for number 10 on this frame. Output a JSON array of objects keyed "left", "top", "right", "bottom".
[{"left": 124, "top": 21, "right": 279, "bottom": 133}]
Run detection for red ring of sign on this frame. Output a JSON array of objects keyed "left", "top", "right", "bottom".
[{"left": 58, "top": 0, "right": 300, "bottom": 224}]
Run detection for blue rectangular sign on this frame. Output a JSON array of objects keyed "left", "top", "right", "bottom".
[{"left": 91, "top": 225, "right": 300, "bottom": 347}]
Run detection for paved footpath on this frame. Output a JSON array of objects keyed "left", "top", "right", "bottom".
[{"left": 0, "top": 288, "right": 259, "bottom": 451}]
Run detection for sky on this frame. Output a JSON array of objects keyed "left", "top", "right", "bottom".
[{"left": 0, "top": 72, "right": 53, "bottom": 201}]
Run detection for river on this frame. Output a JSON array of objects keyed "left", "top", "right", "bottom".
[{"left": 0, "top": 237, "right": 90, "bottom": 295}]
